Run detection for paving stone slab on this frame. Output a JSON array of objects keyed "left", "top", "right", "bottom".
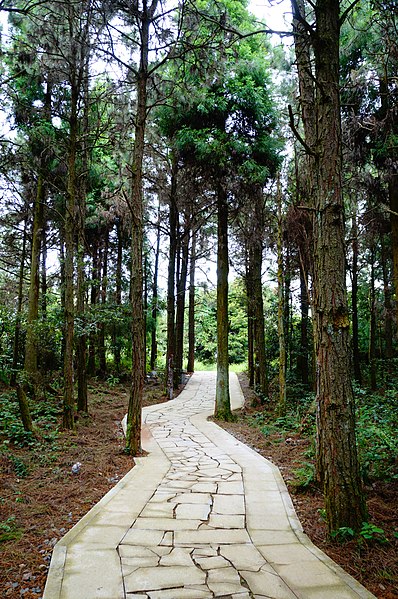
[{"left": 44, "top": 371, "right": 376, "bottom": 599}]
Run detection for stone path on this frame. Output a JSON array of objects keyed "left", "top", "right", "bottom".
[{"left": 44, "top": 371, "right": 375, "bottom": 599}]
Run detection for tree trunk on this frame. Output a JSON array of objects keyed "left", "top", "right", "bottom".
[
  {"left": 87, "top": 239, "right": 99, "bottom": 375},
  {"left": 63, "top": 77, "right": 78, "bottom": 430},
  {"left": 389, "top": 174, "right": 398, "bottom": 343},
  {"left": 214, "top": 183, "right": 232, "bottom": 421},
  {"left": 165, "top": 156, "right": 178, "bottom": 399},
  {"left": 24, "top": 171, "right": 44, "bottom": 396},
  {"left": 297, "top": 262, "right": 309, "bottom": 386},
  {"left": 187, "top": 232, "right": 196, "bottom": 373},
  {"left": 369, "top": 247, "right": 377, "bottom": 391},
  {"left": 113, "top": 220, "right": 123, "bottom": 372},
  {"left": 98, "top": 230, "right": 109, "bottom": 377},
  {"left": 277, "top": 179, "right": 286, "bottom": 415},
  {"left": 76, "top": 193, "right": 87, "bottom": 413},
  {"left": 125, "top": 2, "right": 156, "bottom": 455},
  {"left": 150, "top": 204, "right": 161, "bottom": 371},
  {"left": 11, "top": 219, "right": 28, "bottom": 386},
  {"left": 174, "top": 226, "right": 189, "bottom": 385},
  {"left": 312, "top": 0, "right": 366, "bottom": 532},
  {"left": 380, "top": 235, "right": 393, "bottom": 358},
  {"left": 351, "top": 208, "right": 362, "bottom": 383}
]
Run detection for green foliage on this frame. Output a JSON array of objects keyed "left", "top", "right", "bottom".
[
  {"left": 0, "top": 516, "right": 23, "bottom": 543},
  {"left": 291, "top": 462, "right": 315, "bottom": 491},
  {"left": 355, "top": 383, "right": 398, "bottom": 481},
  {"left": 331, "top": 522, "right": 389, "bottom": 545}
]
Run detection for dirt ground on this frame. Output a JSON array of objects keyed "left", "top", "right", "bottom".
[{"left": 0, "top": 374, "right": 397, "bottom": 599}]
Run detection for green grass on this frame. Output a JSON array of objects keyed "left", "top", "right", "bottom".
[{"left": 191, "top": 361, "right": 246, "bottom": 373}]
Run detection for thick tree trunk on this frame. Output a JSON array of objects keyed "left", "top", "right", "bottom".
[
  {"left": 187, "top": 232, "right": 196, "bottom": 373},
  {"left": 389, "top": 174, "right": 398, "bottom": 341},
  {"left": 312, "top": 0, "right": 366, "bottom": 532},
  {"left": 125, "top": 2, "right": 157, "bottom": 454},
  {"left": 214, "top": 184, "right": 232, "bottom": 421}
]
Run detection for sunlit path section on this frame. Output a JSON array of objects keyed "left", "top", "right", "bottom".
[{"left": 44, "top": 371, "right": 375, "bottom": 599}]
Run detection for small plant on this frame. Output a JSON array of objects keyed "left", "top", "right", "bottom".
[
  {"left": 9, "top": 455, "right": 29, "bottom": 478},
  {"left": 330, "top": 526, "right": 355, "bottom": 542},
  {"left": 107, "top": 374, "right": 120, "bottom": 388},
  {"left": 291, "top": 462, "right": 315, "bottom": 490},
  {"left": 0, "top": 516, "right": 23, "bottom": 543},
  {"left": 359, "top": 522, "right": 388, "bottom": 544}
]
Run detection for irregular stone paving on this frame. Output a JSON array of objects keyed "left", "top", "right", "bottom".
[
  {"left": 44, "top": 371, "right": 375, "bottom": 599},
  {"left": 117, "top": 372, "right": 374, "bottom": 599}
]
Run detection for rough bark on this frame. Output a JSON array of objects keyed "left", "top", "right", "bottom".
[
  {"left": 390, "top": 174, "right": 398, "bottom": 340},
  {"left": 87, "top": 239, "right": 99, "bottom": 375},
  {"left": 312, "top": 0, "right": 366, "bottom": 532},
  {"left": 214, "top": 183, "right": 232, "bottom": 421},
  {"left": 126, "top": 1, "right": 158, "bottom": 455},
  {"left": 298, "top": 262, "right": 309, "bottom": 385},
  {"left": 380, "top": 235, "right": 393, "bottom": 358}
]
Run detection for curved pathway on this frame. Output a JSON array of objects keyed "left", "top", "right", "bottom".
[{"left": 44, "top": 371, "right": 375, "bottom": 599}]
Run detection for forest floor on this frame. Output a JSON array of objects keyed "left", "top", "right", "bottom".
[{"left": 0, "top": 373, "right": 397, "bottom": 599}]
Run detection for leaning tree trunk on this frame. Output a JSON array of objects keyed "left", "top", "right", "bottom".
[
  {"left": 214, "top": 183, "right": 232, "bottom": 421},
  {"left": 312, "top": 0, "right": 366, "bottom": 532}
]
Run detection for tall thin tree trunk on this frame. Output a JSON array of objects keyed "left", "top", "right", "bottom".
[
  {"left": 11, "top": 220, "right": 27, "bottom": 386},
  {"left": 187, "top": 232, "right": 196, "bottom": 373},
  {"left": 369, "top": 247, "right": 377, "bottom": 391},
  {"left": 174, "top": 227, "right": 189, "bottom": 385},
  {"left": 351, "top": 207, "right": 362, "bottom": 383},
  {"left": 150, "top": 205, "right": 161, "bottom": 371},
  {"left": 113, "top": 220, "right": 123, "bottom": 372},
  {"left": 24, "top": 171, "right": 44, "bottom": 395},
  {"left": 98, "top": 230, "right": 109, "bottom": 377},
  {"left": 165, "top": 157, "right": 178, "bottom": 400},
  {"left": 277, "top": 179, "right": 286, "bottom": 415},
  {"left": 87, "top": 239, "right": 99, "bottom": 375},
  {"left": 63, "top": 77, "right": 78, "bottom": 430},
  {"left": 214, "top": 183, "right": 232, "bottom": 421},
  {"left": 380, "top": 235, "right": 393, "bottom": 359}
]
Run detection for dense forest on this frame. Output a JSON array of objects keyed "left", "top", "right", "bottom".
[{"left": 0, "top": 0, "right": 397, "bottom": 554}]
